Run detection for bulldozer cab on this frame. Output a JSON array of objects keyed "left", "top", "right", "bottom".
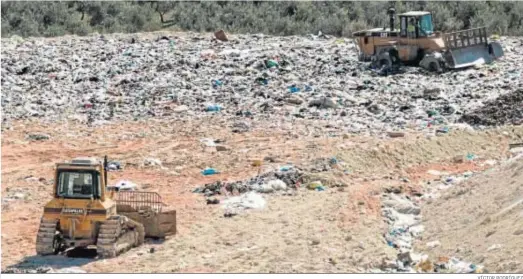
[
  {"left": 398, "top": 11, "right": 434, "bottom": 38},
  {"left": 56, "top": 167, "right": 102, "bottom": 200},
  {"left": 53, "top": 157, "right": 109, "bottom": 200}
]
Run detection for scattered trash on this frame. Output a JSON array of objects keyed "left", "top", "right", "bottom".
[
  {"left": 48, "top": 267, "right": 87, "bottom": 273},
  {"left": 111, "top": 180, "right": 138, "bottom": 191},
  {"left": 143, "top": 158, "right": 162, "bottom": 167},
  {"left": 307, "top": 181, "right": 323, "bottom": 190},
  {"left": 200, "top": 138, "right": 216, "bottom": 147},
  {"left": 216, "top": 145, "right": 229, "bottom": 151},
  {"left": 192, "top": 187, "right": 203, "bottom": 193},
  {"left": 26, "top": 133, "right": 50, "bottom": 141},
  {"left": 288, "top": 86, "right": 300, "bottom": 93},
  {"left": 107, "top": 161, "right": 121, "bottom": 171},
  {"left": 206, "top": 105, "right": 222, "bottom": 112},
  {"left": 509, "top": 142, "right": 523, "bottom": 149},
  {"left": 426, "top": 240, "right": 441, "bottom": 248},
  {"left": 231, "top": 121, "right": 250, "bottom": 133},
  {"left": 206, "top": 197, "right": 220, "bottom": 205},
  {"left": 201, "top": 168, "right": 219, "bottom": 176},
  {"left": 427, "top": 170, "right": 445, "bottom": 176},
  {"left": 436, "top": 126, "right": 449, "bottom": 134},
  {"left": 222, "top": 192, "right": 266, "bottom": 213},
  {"left": 487, "top": 244, "right": 502, "bottom": 251},
  {"left": 211, "top": 79, "right": 223, "bottom": 88},
  {"left": 266, "top": 179, "right": 287, "bottom": 191},
  {"left": 280, "top": 165, "right": 292, "bottom": 172},
  {"left": 266, "top": 60, "right": 279, "bottom": 68},
  {"left": 387, "top": 131, "right": 405, "bottom": 138},
  {"left": 255, "top": 77, "right": 269, "bottom": 85},
  {"left": 214, "top": 30, "right": 228, "bottom": 42}
]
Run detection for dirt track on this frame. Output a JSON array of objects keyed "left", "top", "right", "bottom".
[{"left": 2, "top": 118, "right": 522, "bottom": 272}]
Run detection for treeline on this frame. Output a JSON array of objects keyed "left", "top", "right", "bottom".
[{"left": 2, "top": 1, "right": 523, "bottom": 38}]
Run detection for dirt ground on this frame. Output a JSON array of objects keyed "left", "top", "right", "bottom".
[
  {"left": 416, "top": 154, "right": 523, "bottom": 273},
  {"left": 2, "top": 118, "right": 522, "bottom": 272}
]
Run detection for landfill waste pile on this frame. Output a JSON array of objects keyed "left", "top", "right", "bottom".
[
  {"left": 3, "top": 266, "right": 86, "bottom": 274},
  {"left": 459, "top": 88, "right": 523, "bottom": 126},
  {"left": 2, "top": 30, "right": 523, "bottom": 274},
  {"left": 378, "top": 171, "right": 485, "bottom": 273},
  {"left": 194, "top": 166, "right": 302, "bottom": 196},
  {"left": 1, "top": 33, "right": 522, "bottom": 135}
]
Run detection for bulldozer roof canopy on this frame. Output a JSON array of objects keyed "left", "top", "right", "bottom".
[
  {"left": 352, "top": 28, "right": 400, "bottom": 37},
  {"left": 398, "top": 11, "right": 431, "bottom": 17}
]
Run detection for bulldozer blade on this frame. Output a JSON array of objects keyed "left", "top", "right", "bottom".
[
  {"left": 447, "top": 45, "right": 493, "bottom": 69},
  {"left": 114, "top": 191, "right": 177, "bottom": 238},
  {"left": 119, "top": 210, "right": 176, "bottom": 238}
]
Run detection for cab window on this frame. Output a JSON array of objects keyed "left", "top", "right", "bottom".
[
  {"left": 419, "top": 14, "right": 434, "bottom": 36},
  {"left": 57, "top": 170, "right": 100, "bottom": 199}
]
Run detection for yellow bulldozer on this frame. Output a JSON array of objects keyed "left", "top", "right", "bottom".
[
  {"left": 36, "top": 156, "right": 176, "bottom": 258},
  {"left": 353, "top": 8, "right": 504, "bottom": 72}
]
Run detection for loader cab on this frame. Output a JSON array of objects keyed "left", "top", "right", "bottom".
[
  {"left": 399, "top": 11, "right": 434, "bottom": 38},
  {"left": 54, "top": 157, "right": 107, "bottom": 201}
]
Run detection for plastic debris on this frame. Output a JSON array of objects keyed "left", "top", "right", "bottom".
[
  {"left": 206, "top": 105, "right": 222, "bottom": 112},
  {"left": 201, "top": 168, "right": 219, "bottom": 176},
  {"left": 222, "top": 192, "right": 266, "bottom": 215},
  {"left": 280, "top": 165, "right": 292, "bottom": 172},
  {"left": 112, "top": 180, "right": 138, "bottom": 191},
  {"left": 288, "top": 86, "right": 300, "bottom": 93}
]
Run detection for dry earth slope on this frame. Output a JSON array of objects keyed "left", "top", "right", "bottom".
[{"left": 417, "top": 155, "right": 523, "bottom": 273}]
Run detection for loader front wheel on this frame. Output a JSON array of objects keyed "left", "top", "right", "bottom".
[
  {"left": 428, "top": 62, "right": 441, "bottom": 73},
  {"left": 420, "top": 54, "right": 443, "bottom": 73},
  {"left": 379, "top": 58, "right": 392, "bottom": 69}
]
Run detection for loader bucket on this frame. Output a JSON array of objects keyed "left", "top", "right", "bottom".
[
  {"left": 443, "top": 27, "right": 503, "bottom": 69},
  {"left": 447, "top": 45, "right": 492, "bottom": 69},
  {"left": 115, "top": 191, "right": 177, "bottom": 238}
]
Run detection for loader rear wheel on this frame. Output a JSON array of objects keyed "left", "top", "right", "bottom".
[
  {"left": 96, "top": 215, "right": 145, "bottom": 258},
  {"left": 36, "top": 218, "right": 63, "bottom": 256}
]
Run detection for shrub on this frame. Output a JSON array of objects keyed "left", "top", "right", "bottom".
[{"left": 2, "top": 1, "right": 523, "bottom": 38}]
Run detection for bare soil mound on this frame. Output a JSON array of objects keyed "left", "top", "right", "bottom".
[{"left": 417, "top": 155, "right": 523, "bottom": 273}]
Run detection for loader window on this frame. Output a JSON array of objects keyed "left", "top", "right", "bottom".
[
  {"left": 419, "top": 14, "right": 433, "bottom": 36},
  {"left": 56, "top": 170, "right": 101, "bottom": 199},
  {"left": 400, "top": 17, "right": 407, "bottom": 37}
]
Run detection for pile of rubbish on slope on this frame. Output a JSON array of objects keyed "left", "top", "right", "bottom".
[
  {"left": 376, "top": 167, "right": 487, "bottom": 273},
  {"left": 459, "top": 88, "right": 523, "bottom": 126},
  {"left": 2, "top": 266, "right": 86, "bottom": 274},
  {"left": 2, "top": 33, "right": 522, "bottom": 135},
  {"left": 193, "top": 165, "right": 303, "bottom": 196}
]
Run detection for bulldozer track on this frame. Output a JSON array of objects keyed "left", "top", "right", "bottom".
[
  {"left": 96, "top": 215, "right": 145, "bottom": 258},
  {"left": 35, "top": 218, "right": 59, "bottom": 255}
]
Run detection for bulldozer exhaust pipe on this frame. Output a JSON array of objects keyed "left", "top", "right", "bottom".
[
  {"left": 388, "top": 7, "right": 395, "bottom": 31},
  {"left": 103, "top": 155, "right": 108, "bottom": 187}
]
